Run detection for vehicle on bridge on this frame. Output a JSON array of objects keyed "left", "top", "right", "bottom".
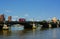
[{"left": 19, "top": 18, "right": 26, "bottom": 22}]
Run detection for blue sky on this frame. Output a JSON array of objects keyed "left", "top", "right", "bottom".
[{"left": 0, "top": 0, "right": 60, "bottom": 21}]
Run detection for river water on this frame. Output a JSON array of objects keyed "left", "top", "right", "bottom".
[{"left": 0, "top": 26, "right": 60, "bottom": 39}]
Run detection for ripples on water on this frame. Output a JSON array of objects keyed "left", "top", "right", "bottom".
[{"left": 0, "top": 26, "right": 60, "bottom": 39}]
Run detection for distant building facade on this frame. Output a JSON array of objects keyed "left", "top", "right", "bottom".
[
  {"left": 52, "top": 17, "right": 57, "bottom": 23},
  {"left": 0, "top": 14, "right": 5, "bottom": 22},
  {"left": 8, "top": 16, "right": 12, "bottom": 22}
]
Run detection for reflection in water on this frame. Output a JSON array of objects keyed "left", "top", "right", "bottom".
[
  {"left": 3, "top": 30, "right": 11, "bottom": 36},
  {"left": 0, "top": 30, "right": 11, "bottom": 37},
  {"left": 52, "top": 28, "right": 57, "bottom": 39},
  {"left": 0, "top": 30, "right": 11, "bottom": 39},
  {"left": 32, "top": 29, "right": 36, "bottom": 39},
  {"left": 0, "top": 26, "right": 60, "bottom": 39},
  {"left": 10, "top": 24, "right": 24, "bottom": 30}
]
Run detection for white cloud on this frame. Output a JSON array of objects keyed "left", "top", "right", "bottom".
[
  {"left": 5, "top": 10, "right": 12, "bottom": 12},
  {"left": 12, "top": 16, "right": 19, "bottom": 18}
]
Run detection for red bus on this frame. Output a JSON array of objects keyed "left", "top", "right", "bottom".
[{"left": 19, "top": 18, "right": 26, "bottom": 22}]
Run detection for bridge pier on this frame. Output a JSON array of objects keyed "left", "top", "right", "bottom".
[
  {"left": 3, "top": 24, "right": 9, "bottom": 30},
  {"left": 32, "top": 23, "right": 36, "bottom": 29},
  {"left": 49, "top": 24, "right": 52, "bottom": 28}
]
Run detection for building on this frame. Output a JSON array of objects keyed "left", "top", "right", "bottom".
[
  {"left": 52, "top": 17, "right": 57, "bottom": 23},
  {"left": 0, "top": 14, "right": 5, "bottom": 22},
  {"left": 8, "top": 16, "right": 12, "bottom": 22}
]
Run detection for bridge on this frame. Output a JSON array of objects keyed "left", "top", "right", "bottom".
[
  {"left": 0, "top": 21, "right": 60, "bottom": 29},
  {"left": 0, "top": 21, "right": 42, "bottom": 29}
]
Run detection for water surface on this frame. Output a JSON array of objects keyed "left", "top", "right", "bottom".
[{"left": 0, "top": 26, "right": 60, "bottom": 39}]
